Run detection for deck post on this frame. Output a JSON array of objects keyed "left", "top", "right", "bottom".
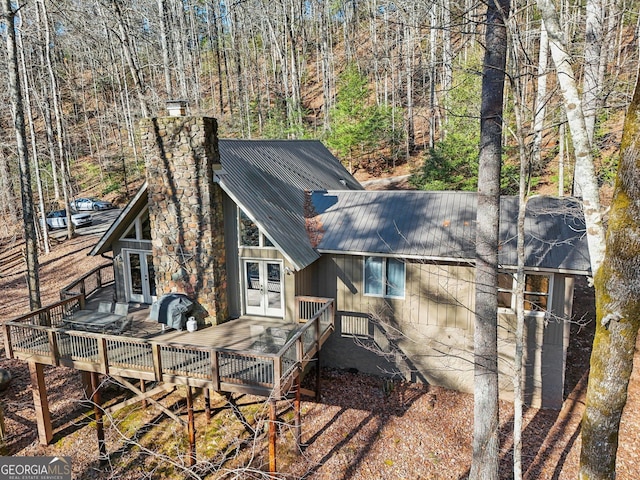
[
  {"left": 315, "top": 351, "right": 321, "bottom": 402},
  {"left": 91, "top": 372, "right": 108, "bottom": 465},
  {"left": 29, "top": 362, "right": 53, "bottom": 445},
  {"left": 80, "top": 371, "right": 93, "bottom": 400},
  {"left": 140, "top": 380, "right": 147, "bottom": 409},
  {"left": 294, "top": 371, "right": 302, "bottom": 451},
  {"left": 268, "top": 398, "right": 277, "bottom": 475},
  {"left": 2, "top": 323, "right": 13, "bottom": 359},
  {"left": 204, "top": 388, "right": 211, "bottom": 422},
  {"left": 186, "top": 386, "right": 196, "bottom": 466},
  {"left": 0, "top": 404, "right": 6, "bottom": 451}
]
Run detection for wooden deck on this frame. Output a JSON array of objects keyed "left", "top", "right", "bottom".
[
  {"left": 3, "top": 265, "right": 335, "bottom": 399},
  {"left": 2, "top": 264, "right": 335, "bottom": 469}
]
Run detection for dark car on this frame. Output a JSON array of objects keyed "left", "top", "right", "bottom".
[
  {"left": 70, "top": 197, "right": 114, "bottom": 211},
  {"left": 45, "top": 210, "right": 92, "bottom": 230}
]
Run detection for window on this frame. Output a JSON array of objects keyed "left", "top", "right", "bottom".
[
  {"left": 498, "top": 273, "right": 551, "bottom": 313},
  {"left": 238, "top": 208, "right": 274, "bottom": 247},
  {"left": 364, "top": 257, "right": 405, "bottom": 298},
  {"left": 122, "top": 209, "right": 152, "bottom": 241}
]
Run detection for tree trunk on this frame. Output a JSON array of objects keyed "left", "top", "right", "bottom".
[
  {"left": 582, "top": 0, "right": 605, "bottom": 145},
  {"left": 17, "top": 8, "right": 50, "bottom": 254},
  {"left": 111, "top": 0, "right": 150, "bottom": 117},
  {"left": 39, "top": 0, "right": 74, "bottom": 240},
  {"left": 532, "top": 23, "right": 549, "bottom": 172},
  {"left": 506, "top": 32, "right": 530, "bottom": 479},
  {"left": 538, "top": 0, "right": 606, "bottom": 273},
  {"left": 4, "top": 0, "right": 42, "bottom": 310},
  {"left": 470, "top": 0, "right": 510, "bottom": 477},
  {"left": 578, "top": 61, "right": 640, "bottom": 480},
  {"left": 0, "top": 148, "right": 17, "bottom": 224},
  {"left": 158, "top": 0, "right": 173, "bottom": 97}
]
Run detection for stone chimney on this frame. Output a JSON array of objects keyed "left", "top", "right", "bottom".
[{"left": 139, "top": 116, "right": 228, "bottom": 325}]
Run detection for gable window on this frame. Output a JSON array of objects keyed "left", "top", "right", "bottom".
[
  {"left": 123, "top": 208, "right": 152, "bottom": 241},
  {"left": 238, "top": 208, "right": 274, "bottom": 248},
  {"left": 498, "top": 273, "right": 551, "bottom": 314},
  {"left": 364, "top": 257, "right": 405, "bottom": 298}
]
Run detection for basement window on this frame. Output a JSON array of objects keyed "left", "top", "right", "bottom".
[{"left": 498, "top": 273, "right": 551, "bottom": 314}]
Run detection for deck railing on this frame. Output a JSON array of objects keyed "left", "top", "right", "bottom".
[
  {"left": 2, "top": 295, "right": 334, "bottom": 398},
  {"left": 59, "top": 264, "right": 114, "bottom": 301}
]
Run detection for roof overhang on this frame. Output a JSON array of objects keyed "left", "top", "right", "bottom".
[{"left": 89, "top": 182, "right": 149, "bottom": 256}]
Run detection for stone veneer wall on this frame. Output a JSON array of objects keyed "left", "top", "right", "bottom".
[{"left": 139, "top": 116, "right": 228, "bottom": 325}]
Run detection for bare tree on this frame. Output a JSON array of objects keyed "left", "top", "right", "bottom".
[
  {"left": 39, "top": 0, "right": 74, "bottom": 240},
  {"left": 470, "top": 0, "right": 510, "bottom": 477},
  {"left": 16, "top": 6, "right": 50, "bottom": 254},
  {"left": 537, "top": 0, "right": 606, "bottom": 273},
  {"left": 3, "top": 0, "right": 41, "bottom": 309}
]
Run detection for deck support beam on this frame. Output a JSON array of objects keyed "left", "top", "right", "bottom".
[
  {"left": 315, "top": 351, "right": 321, "bottom": 402},
  {"left": 268, "top": 399, "right": 277, "bottom": 475},
  {"left": 110, "top": 376, "right": 184, "bottom": 425},
  {"left": 204, "top": 388, "right": 211, "bottom": 421},
  {"left": 186, "top": 386, "right": 196, "bottom": 467},
  {"left": 91, "top": 372, "right": 108, "bottom": 465},
  {"left": 140, "top": 380, "right": 147, "bottom": 409},
  {"left": 294, "top": 373, "right": 302, "bottom": 451},
  {"left": 28, "top": 362, "right": 52, "bottom": 445},
  {"left": 80, "top": 371, "right": 92, "bottom": 400}
]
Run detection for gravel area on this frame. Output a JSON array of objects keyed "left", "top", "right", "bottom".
[{"left": 0, "top": 234, "right": 639, "bottom": 479}]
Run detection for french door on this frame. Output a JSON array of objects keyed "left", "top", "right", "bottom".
[
  {"left": 243, "top": 260, "right": 284, "bottom": 317},
  {"left": 125, "top": 250, "right": 157, "bottom": 304}
]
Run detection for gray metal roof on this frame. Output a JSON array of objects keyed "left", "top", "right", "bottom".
[
  {"left": 91, "top": 139, "right": 362, "bottom": 268},
  {"left": 310, "top": 191, "right": 591, "bottom": 273},
  {"left": 216, "top": 140, "right": 362, "bottom": 270}
]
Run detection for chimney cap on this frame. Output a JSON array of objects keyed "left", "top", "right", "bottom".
[{"left": 166, "top": 99, "right": 188, "bottom": 116}]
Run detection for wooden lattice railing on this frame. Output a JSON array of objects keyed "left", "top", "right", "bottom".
[{"left": 2, "top": 295, "right": 334, "bottom": 398}]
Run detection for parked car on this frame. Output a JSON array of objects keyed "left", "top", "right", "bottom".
[
  {"left": 44, "top": 210, "right": 92, "bottom": 230},
  {"left": 70, "top": 197, "right": 114, "bottom": 211}
]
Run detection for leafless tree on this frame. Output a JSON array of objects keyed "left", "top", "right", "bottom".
[
  {"left": 3, "top": 0, "right": 41, "bottom": 309},
  {"left": 470, "top": 0, "right": 510, "bottom": 476}
]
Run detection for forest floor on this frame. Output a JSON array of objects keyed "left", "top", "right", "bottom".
[{"left": 0, "top": 231, "right": 639, "bottom": 479}]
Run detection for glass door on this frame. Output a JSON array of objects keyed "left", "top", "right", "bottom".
[
  {"left": 243, "top": 260, "right": 283, "bottom": 317},
  {"left": 125, "top": 250, "right": 157, "bottom": 304}
]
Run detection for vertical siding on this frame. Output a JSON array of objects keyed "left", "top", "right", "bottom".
[
  {"left": 312, "top": 252, "right": 572, "bottom": 409},
  {"left": 311, "top": 254, "right": 475, "bottom": 331},
  {"left": 223, "top": 194, "right": 241, "bottom": 318}
]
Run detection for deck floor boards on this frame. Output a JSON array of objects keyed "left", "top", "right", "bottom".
[{"left": 84, "top": 286, "right": 296, "bottom": 351}]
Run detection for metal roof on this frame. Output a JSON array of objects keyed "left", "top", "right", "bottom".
[
  {"left": 310, "top": 191, "right": 591, "bottom": 273},
  {"left": 216, "top": 140, "right": 362, "bottom": 270},
  {"left": 91, "top": 139, "right": 362, "bottom": 268}
]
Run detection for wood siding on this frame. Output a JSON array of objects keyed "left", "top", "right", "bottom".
[
  {"left": 307, "top": 254, "right": 475, "bottom": 329},
  {"left": 302, "top": 253, "right": 576, "bottom": 409}
]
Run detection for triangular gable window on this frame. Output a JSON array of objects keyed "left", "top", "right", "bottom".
[
  {"left": 122, "top": 208, "right": 152, "bottom": 242},
  {"left": 238, "top": 208, "right": 274, "bottom": 248}
]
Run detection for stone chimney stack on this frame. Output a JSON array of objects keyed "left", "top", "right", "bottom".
[{"left": 139, "top": 115, "right": 228, "bottom": 325}]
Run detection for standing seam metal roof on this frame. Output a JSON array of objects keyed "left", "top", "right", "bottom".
[
  {"left": 215, "top": 140, "right": 362, "bottom": 270},
  {"left": 310, "top": 190, "right": 591, "bottom": 272}
]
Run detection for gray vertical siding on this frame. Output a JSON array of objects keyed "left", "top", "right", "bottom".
[
  {"left": 223, "top": 194, "right": 241, "bottom": 318},
  {"left": 302, "top": 252, "right": 575, "bottom": 409}
]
